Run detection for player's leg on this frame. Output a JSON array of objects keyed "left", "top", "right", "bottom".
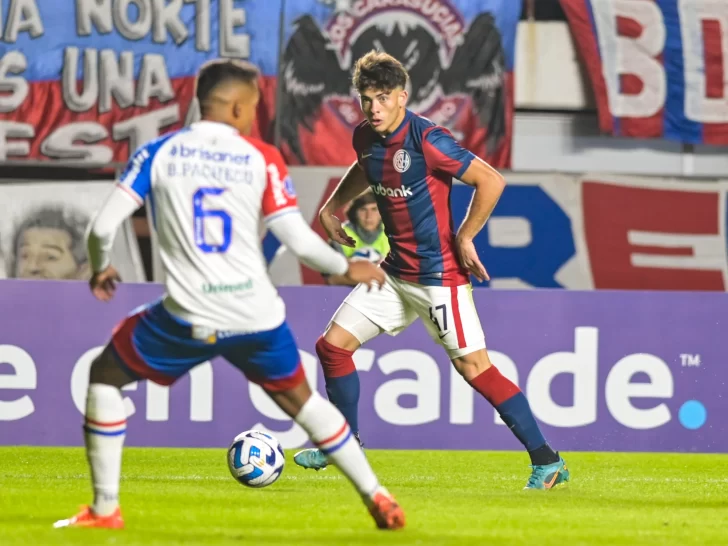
[
  {"left": 55, "top": 302, "right": 213, "bottom": 529},
  {"left": 296, "top": 277, "right": 417, "bottom": 470},
  {"left": 232, "top": 323, "right": 404, "bottom": 530},
  {"left": 317, "top": 304, "right": 382, "bottom": 444},
  {"left": 53, "top": 344, "right": 135, "bottom": 530},
  {"left": 294, "top": 312, "right": 375, "bottom": 471},
  {"left": 451, "top": 348, "right": 568, "bottom": 490},
  {"left": 319, "top": 278, "right": 417, "bottom": 438},
  {"left": 271, "top": 380, "right": 404, "bottom": 529},
  {"left": 411, "top": 282, "right": 569, "bottom": 490}
]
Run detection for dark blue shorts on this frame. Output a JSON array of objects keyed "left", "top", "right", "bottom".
[{"left": 109, "top": 300, "right": 304, "bottom": 391}]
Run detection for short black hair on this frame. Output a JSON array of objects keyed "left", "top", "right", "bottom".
[
  {"left": 10, "top": 206, "right": 88, "bottom": 276},
  {"left": 352, "top": 50, "right": 409, "bottom": 93},
  {"left": 195, "top": 59, "right": 260, "bottom": 109}
]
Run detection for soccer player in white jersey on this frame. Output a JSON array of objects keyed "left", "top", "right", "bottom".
[{"left": 53, "top": 59, "right": 405, "bottom": 531}]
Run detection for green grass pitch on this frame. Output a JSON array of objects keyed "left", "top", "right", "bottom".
[{"left": 1, "top": 447, "right": 727, "bottom": 545}]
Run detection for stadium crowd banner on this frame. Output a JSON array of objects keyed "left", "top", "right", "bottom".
[
  {"left": 0, "top": 279, "right": 724, "bottom": 453},
  {"left": 258, "top": 168, "right": 728, "bottom": 291},
  {"left": 276, "top": 0, "right": 521, "bottom": 167},
  {"left": 0, "top": 0, "right": 281, "bottom": 164},
  {"left": 577, "top": 174, "right": 727, "bottom": 291},
  {"left": 0, "top": 180, "right": 145, "bottom": 282},
  {"left": 560, "top": 0, "right": 728, "bottom": 145},
  {"left": 0, "top": 0, "right": 519, "bottom": 168}
]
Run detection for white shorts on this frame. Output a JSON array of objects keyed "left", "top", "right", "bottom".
[{"left": 330, "top": 274, "right": 486, "bottom": 359}]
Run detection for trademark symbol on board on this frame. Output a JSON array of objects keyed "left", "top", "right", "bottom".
[{"left": 680, "top": 354, "right": 701, "bottom": 367}]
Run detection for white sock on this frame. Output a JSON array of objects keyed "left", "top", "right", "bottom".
[
  {"left": 295, "top": 392, "right": 381, "bottom": 499},
  {"left": 295, "top": 392, "right": 383, "bottom": 499},
  {"left": 84, "top": 384, "right": 126, "bottom": 516}
]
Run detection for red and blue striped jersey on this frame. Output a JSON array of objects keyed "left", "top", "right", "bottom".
[{"left": 353, "top": 110, "right": 475, "bottom": 287}]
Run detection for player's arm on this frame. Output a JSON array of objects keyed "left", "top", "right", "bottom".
[
  {"left": 86, "top": 187, "right": 140, "bottom": 273},
  {"left": 423, "top": 127, "right": 505, "bottom": 282},
  {"left": 263, "top": 149, "right": 384, "bottom": 289},
  {"left": 325, "top": 274, "right": 358, "bottom": 286},
  {"left": 86, "top": 146, "right": 153, "bottom": 301},
  {"left": 268, "top": 211, "right": 384, "bottom": 289},
  {"left": 323, "top": 241, "right": 358, "bottom": 286},
  {"left": 456, "top": 157, "right": 505, "bottom": 242},
  {"left": 267, "top": 213, "right": 346, "bottom": 275},
  {"left": 318, "top": 161, "right": 371, "bottom": 248},
  {"left": 326, "top": 269, "right": 360, "bottom": 286}
]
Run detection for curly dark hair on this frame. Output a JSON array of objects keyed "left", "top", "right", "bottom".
[{"left": 352, "top": 49, "right": 409, "bottom": 93}]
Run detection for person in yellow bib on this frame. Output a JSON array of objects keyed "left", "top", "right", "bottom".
[{"left": 325, "top": 192, "right": 389, "bottom": 286}]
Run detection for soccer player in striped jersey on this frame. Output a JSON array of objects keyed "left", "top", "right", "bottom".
[
  {"left": 294, "top": 51, "right": 569, "bottom": 491},
  {"left": 53, "top": 59, "right": 404, "bottom": 531}
]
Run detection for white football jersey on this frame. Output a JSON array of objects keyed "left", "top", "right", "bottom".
[{"left": 117, "top": 121, "right": 298, "bottom": 333}]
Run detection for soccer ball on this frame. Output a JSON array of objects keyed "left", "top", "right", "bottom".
[
  {"left": 227, "top": 430, "right": 285, "bottom": 488},
  {"left": 351, "top": 247, "right": 383, "bottom": 264}
]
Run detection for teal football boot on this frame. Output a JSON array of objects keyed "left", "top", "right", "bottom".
[
  {"left": 524, "top": 454, "right": 570, "bottom": 490},
  {"left": 294, "top": 433, "right": 363, "bottom": 471},
  {"left": 293, "top": 448, "right": 329, "bottom": 471}
]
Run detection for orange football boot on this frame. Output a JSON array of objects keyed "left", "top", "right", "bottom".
[
  {"left": 366, "top": 489, "right": 406, "bottom": 530},
  {"left": 53, "top": 505, "right": 124, "bottom": 529}
]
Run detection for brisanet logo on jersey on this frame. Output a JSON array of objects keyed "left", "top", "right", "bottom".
[{"left": 171, "top": 144, "right": 250, "bottom": 165}]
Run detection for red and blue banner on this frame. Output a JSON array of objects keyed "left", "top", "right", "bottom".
[
  {"left": 0, "top": 0, "right": 280, "bottom": 163},
  {"left": 0, "top": 0, "right": 520, "bottom": 168},
  {"left": 561, "top": 0, "right": 728, "bottom": 145}
]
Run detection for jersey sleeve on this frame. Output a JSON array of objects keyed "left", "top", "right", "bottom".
[
  {"left": 352, "top": 122, "right": 369, "bottom": 166},
  {"left": 321, "top": 240, "right": 345, "bottom": 278},
  {"left": 117, "top": 144, "right": 155, "bottom": 203},
  {"left": 329, "top": 239, "right": 346, "bottom": 256},
  {"left": 422, "top": 127, "right": 476, "bottom": 179},
  {"left": 86, "top": 185, "right": 142, "bottom": 272},
  {"left": 352, "top": 125, "right": 362, "bottom": 165},
  {"left": 261, "top": 146, "right": 299, "bottom": 222}
]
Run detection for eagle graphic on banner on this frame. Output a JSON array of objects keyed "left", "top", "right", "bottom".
[{"left": 274, "top": 0, "right": 507, "bottom": 165}]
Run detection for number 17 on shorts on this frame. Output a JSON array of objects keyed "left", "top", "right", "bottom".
[
  {"left": 418, "top": 283, "right": 486, "bottom": 359},
  {"left": 339, "top": 275, "right": 486, "bottom": 360}
]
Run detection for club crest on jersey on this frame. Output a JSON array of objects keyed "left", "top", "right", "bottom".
[
  {"left": 393, "top": 149, "right": 411, "bottom": 173},
  {"left": 277, "top": 0, "right": 508, "bottom": 163}
]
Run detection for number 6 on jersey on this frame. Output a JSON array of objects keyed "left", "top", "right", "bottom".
[{"left": 193, "top": 187, "right": 232, "bottom": 253}]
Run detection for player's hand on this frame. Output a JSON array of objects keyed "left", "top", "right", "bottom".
[
  {"left": 344, "top": 260, "right": 385, "bottom": 290},
  {"left": 320, "top": 212, "right": 356, "bottom": 248},
  {"left": 90, "top": 266, "right": 121, "bottom": 302},
  {"left": 455, "top": 236, "right": 490, "bottom": 283}
]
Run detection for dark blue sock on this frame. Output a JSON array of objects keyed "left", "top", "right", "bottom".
[
  {"left": 498, "top": 393, "right": 559, "bottom": 465},
  {"left": 324, "top": 371, "right": 360, "bottom": 435},
  {"left": 470, "top": 366, "right": 559, "bottom": 465},
  {"left": 496, "top": 392, "right": 547, "bottom": 451}
]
